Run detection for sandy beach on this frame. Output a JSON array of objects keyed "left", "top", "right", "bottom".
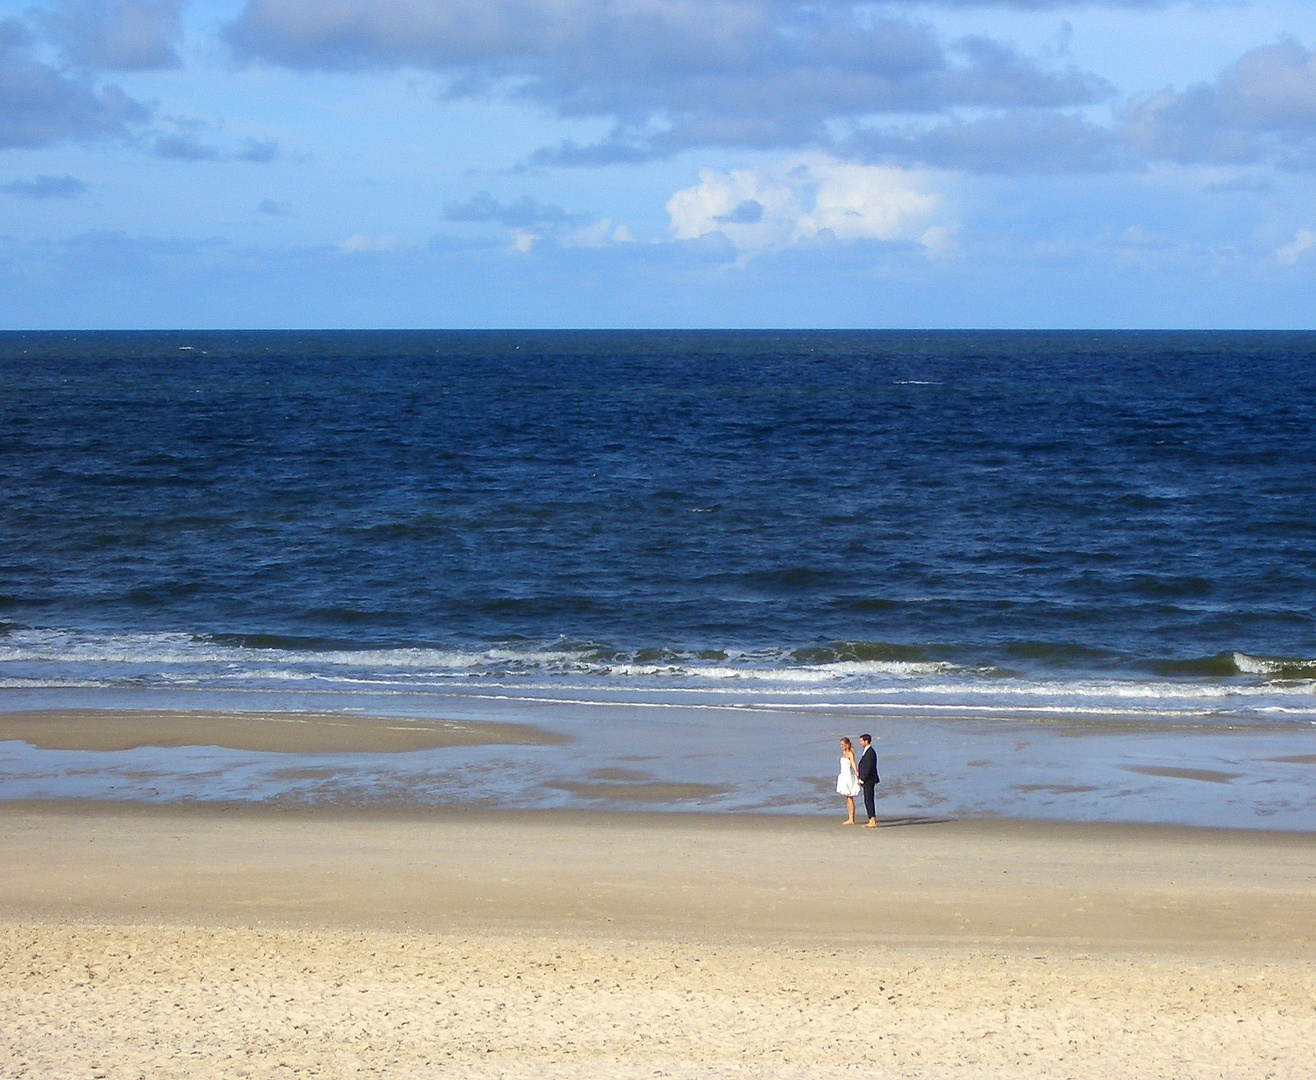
[{"left": 3, "top": 801, "right": 1313, "bottom": 1079}]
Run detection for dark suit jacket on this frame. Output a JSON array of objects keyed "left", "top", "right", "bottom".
[{"left": 857, "top": 745, "right": 878, "bottom": 786}]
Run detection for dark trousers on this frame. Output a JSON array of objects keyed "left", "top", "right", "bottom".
[{"left": 862, "top": 781, "right": 877, "bottom": 821}]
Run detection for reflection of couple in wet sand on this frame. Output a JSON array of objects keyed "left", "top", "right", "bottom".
[{"left": 836, "top": 735, "right": 879, "bottom": 827}]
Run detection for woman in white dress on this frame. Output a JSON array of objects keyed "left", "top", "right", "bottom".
[{"left": 836, "top": 737, "right": 861, "bottom": 825}]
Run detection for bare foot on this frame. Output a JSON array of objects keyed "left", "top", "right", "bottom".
[
  {"left": 863, "top": 820, "right": 878, "bottom": 828},
  {"left": 841, "top": 819, "right": 855, "bottom": 826}
]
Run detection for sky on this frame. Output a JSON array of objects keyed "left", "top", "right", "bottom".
[{"left": 2, "top": 0, "right": 1316, "bottom": 328}]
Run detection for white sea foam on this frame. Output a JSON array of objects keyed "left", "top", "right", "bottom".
[
  {"left": 0, "top": 629, "right": 955, "bottom": 682},
  {"left": 1234, "top": 651, "right": 1316, "bottom": 676},
  {"left": 2, "top": 627, "right": 1314, "bottom": 730}
]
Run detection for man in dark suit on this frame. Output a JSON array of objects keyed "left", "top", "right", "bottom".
[{"left": 856, "top": 734, "right": 879, "bottom": 827}]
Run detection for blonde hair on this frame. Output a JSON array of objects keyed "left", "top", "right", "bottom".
[{"left": 840, "top": 737, "right": 853, "bottom": 751}]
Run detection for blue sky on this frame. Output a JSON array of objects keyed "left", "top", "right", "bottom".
[{"left": 2, "top": 0, "right": 1316, "bottom": 328}]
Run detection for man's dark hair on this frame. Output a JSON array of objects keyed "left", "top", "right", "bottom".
[{"left": 860, "top": 733, "right": 872, "bottom": 743}]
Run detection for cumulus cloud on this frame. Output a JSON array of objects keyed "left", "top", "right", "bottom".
[
  {"left": 1276, "top": 228, "right": 1316, "bottom": 264},
  {"left": 339, "top": 233, "right": 398, "bottom": 253},
  {"left": 1124, "top": 38, "right": 1316, "bottom": 168},
  {"left": 667, "top": 156, "right": 952, "bottom": 259},
  {"left": 2, "top": 173, "right": 87, "bottom": 197},
  {"left": 444, "top": 190, "right": 632, "bottom": 251},
  {"left": 0, "top": 16, "right": 147, "bottom": 147},
  {"left": 33, "top": 0, "right": 183, "bottom": 71},
  {"left": 226, "top": 1, "right": 1109, "bottom": 166}
]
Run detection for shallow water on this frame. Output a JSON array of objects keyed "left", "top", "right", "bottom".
[{"left": 2, "top": 683, "right": 1313, "bottom": 830}]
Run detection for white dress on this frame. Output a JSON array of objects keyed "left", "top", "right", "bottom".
[{"left": 836, "top": 755, "right": 860, "bottom": 797}]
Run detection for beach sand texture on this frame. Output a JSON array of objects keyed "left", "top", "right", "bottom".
[{"left": 3, "top": 803, "right": 1314, "bottom": 1078}]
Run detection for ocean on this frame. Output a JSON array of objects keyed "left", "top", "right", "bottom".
[{"left": 2, "top": 330, "right": 1314, "bottom": 826}]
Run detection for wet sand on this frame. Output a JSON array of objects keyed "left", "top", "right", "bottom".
[
  {"left": 0, "top": 708, "right": 563, "bottom": 753},
  {"left": 5, "top": 704, "right": 1316, "bottom": 828},
  {"left": 2, "top": 801, "right": 1314, "bottom": 1078}
]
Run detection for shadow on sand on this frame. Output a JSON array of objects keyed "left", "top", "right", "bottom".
[{"left": 872, "top": 815, "right": 951, "bottom": 829}]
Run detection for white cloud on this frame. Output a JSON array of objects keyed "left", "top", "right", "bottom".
[
  {"left": 562, "top": 219, "right": 635, "bottom": 248},
  {"left": 508, "top": 217, "right": 634, "bottom": 252},
  {"left": 667, "top": 156, "right": 949, "bottom": 260},
  {"left": 1276, "top": 228, "right": 1316, "bottom": 265},
  {"left": 801, "top": 161, "right": 942, "bottom": 243},
  {"left": 338, "top": 233, "right": 397, "bottom": 253}
]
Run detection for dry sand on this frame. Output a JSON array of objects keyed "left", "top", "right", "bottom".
[{"left": 2, "top": 802, "right": 1313, "bottom": 1078}]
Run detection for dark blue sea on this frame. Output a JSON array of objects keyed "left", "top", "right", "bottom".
[{"left": 2, "top": 331, "right": 1315, "bottom": 825}]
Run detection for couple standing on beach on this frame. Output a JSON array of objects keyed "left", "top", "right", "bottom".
[{"left": 837, "top": 736, "right": 879, "bottom": 827}]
